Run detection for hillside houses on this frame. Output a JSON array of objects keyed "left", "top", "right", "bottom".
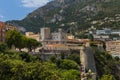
[{"left": 89, "top": 28, "right": 120, "bottom": 41}]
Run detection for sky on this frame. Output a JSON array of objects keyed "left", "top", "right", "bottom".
[{"left": 0, "top": 0, "right": 52, "bottom": 22}]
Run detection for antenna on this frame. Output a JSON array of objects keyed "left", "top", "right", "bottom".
[{"left": 43, "top": 16, "right": 45, "bottom": 27}]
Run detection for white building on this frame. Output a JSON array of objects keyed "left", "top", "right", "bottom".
[
  {"left": 93, "top": 34, "right": 110, "bottom": 41},
  {"left": 112, "top": 30, "right": 120, "bottom": 36},
  {"left": 96, "top": 28, "right": 111, "bottom": 35}
]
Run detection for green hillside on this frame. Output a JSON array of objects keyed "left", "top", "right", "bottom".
[{"left": 6, "top": 0, "right": 120, "bottom": 33}]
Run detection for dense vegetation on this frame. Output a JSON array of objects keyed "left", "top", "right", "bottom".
[
  {"left": 0, "top": 41, "right": 81, "bottom": 80},
  {"left": 93, "top": 46, "right": 120, "bottom": 80},
  {"left": 0, "top": 43, "right": 120, "bottom": 80},
  {"left": 0, "top": 51, "right": 81, "bottom": 80}
]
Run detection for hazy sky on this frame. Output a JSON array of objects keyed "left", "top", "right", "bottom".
[{"left": 0, "top": 0, "right": 52, "bottom": 22}]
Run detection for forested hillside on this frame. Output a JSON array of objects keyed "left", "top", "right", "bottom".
[{"left": 6, "top": 0, "right": 120, "bottom": 33}]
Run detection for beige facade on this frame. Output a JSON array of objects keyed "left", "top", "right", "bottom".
[
  {"left": 25, "top": 32, "right": 40, "bottom": 41},
  {"left": 67, "top": 35, "right": 75, "bottom": 40},
  {"left": 40, "top": 28, "right": 50, "bottom": 40},
  {"left": 106, "top": 40, "right": 120, "bottom": 55}
]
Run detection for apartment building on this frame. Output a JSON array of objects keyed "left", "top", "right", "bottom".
[
  {"left": 0, "top": 22, "right": 6, "bottom": 42},
  {"left": 0, "top": 22, "right": 17, "bottom": 42}
]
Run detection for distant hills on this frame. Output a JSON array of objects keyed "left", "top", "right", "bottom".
[{"left": 6, "top": 0, "right": 120, "bottom": 33}]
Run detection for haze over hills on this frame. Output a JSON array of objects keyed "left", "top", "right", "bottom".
[{"left": 6, "top": 0, "right": 120, "bottom": 33}]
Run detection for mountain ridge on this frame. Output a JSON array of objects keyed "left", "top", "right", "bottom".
[{"left": 6, "top": 0, "right": 120, "bottom": 33}]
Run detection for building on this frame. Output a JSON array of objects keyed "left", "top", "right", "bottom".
[
  {"left": 112, "top": 30, "right": 120, "bottom": 36},
  {"left": 25, "top": 32, "right": 40, "bottom": 41},
  {"left": 96, "top": 28, "right": 111, "bottom": 35},
  {"left": 106, "top": 40, "right": 120, "bottom": 57},
  {"left": 93, "top": 34, "right": 110, "bottom": 41},
  {"left": 51, "top": 29, "right": 67, "bottom": 43},
  {"left": 40, "top": 28, "right": 51, "bottom": 40},
  {"left": 0, "top": 22, "right": 6, "bottom": 42},
  {"left": 39, "top": 28, "right": 69, "bottom": 59},
  {"left": 0, "top": 22, "right": 17, "bottom": 42},
  {"left": 43, "top": 44, "right": 70, "bottom": 55},
  {"left": 89, "top": 28, "right": 120, "bottom": 41},
  {"left": 40, "top": 28, "right": 67, "bottom": 46},
  {"left": 5, "top": 23, "right": 17, "bottom": 31}
]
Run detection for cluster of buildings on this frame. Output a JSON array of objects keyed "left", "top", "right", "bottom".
[
  {"left": 90, "top": 28, "right": 120, "bottom": 41},
  {"left": 25, "top": 27, "right": 120, "bottom": 58},
  {"left": 25, "top": 28, "right": 90, "bottom": 55},
  {"left": 88, "top": 27, "right": 120, "bottom": 58},
  {"left": 0, "top": 22, "right": 17, "bottom": 42},
  {"left": 1, "top": 21, "right": 119, "bottom": 58}
]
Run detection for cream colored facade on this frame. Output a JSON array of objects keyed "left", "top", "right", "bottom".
[
  {"left": 67, "top": 35, "right": 75, "bottom": 40},
  {"left": 25, "top": 32, "right": 40, "bottom": 41},
  {"left": 106, "top": 40, "right": 120, "bottom": 55}
]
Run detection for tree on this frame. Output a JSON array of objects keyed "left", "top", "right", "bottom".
[
  {"left": 6, "top": 30, "right": 14, "bottom": 48},
  {"left": 50, "top": 55, "right": 57, "bottom": 63},
  {"left": 88, "top": 34, "right": 93, "bottom": 41},
  {"left": 59, "top": 59, "right": 80, "bottom": 70},
  {"left": 101, "top": 75, "right": 116, "bottom": 80},
  {"left": 114, "top": 56, "right": 119, "bottom": 61},
  {"left": 5, "top": 30, "right": 26, "bottom": 51},
  {"left": 61, "top": 53, "right": 65, "bottom": 59},
  {"left": 0, "top": 59, "right": 27, "bottom": 80},
  {"left": 61, "top": 69, "right": 80, "bottom": 80},
  {"left": 0, "top": 43, "right": 8, "bottom": 52},
  {"left": 94, "top": 50, "right": 120, "bottom": 80},
  {"left": 15, "top": 36, "right": 27, "bottom": 51},
  {"left": 67, "top": 54, "right": 80, "bottom": 64},
  {"left": 32, "top": 40, "right": 42, "bottom": 52},
  {"left": 25, "top": 38, "right": 41, "bottom": 52},
  {"left": 6, "top": 30, "right": 41, "bottom": 52},
  {"left": 0, "top": 50, "right": 82, "bottom": 80}
]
